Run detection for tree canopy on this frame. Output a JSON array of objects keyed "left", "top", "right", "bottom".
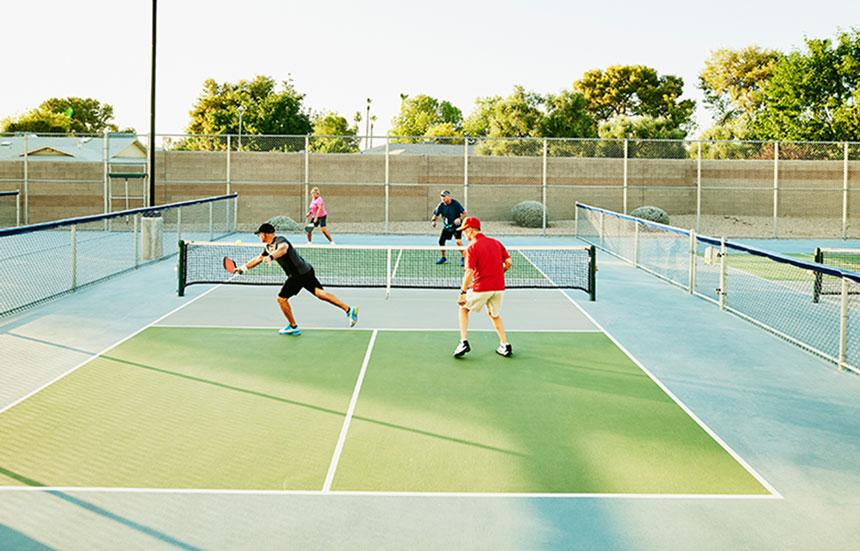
[
  {"left": 574, "top": 65, "right": 695, "bottom": 132},
  {"left": 2, "top": 97, "right": 119, "bottom": 134},
  {"left": 390, "top": 94, "right": 464, "bottom": 140},
  {"left": 310, "top": 112, "right": 360, "bottom": 153},
  {"left": 183, "top": 75, "right": 312, "bottom": 150}
]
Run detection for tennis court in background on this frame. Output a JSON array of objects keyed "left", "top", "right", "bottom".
[{"left": 0, "top": 276, "right": 773, "bottom": 496}]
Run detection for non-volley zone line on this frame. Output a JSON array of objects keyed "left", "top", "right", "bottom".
[{"left": 0, "top": 328, "right": 778, "bottom": 497}]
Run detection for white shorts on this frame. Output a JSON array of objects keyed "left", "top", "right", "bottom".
[{"left": 463, "top": 290, "right": 504, "bottom": 317}]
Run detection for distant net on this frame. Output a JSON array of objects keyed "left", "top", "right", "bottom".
[
  {"left": 814, "top": 248, "right": 860, "bottom": 300},
  {"left": 179, "top": 241, "right": 597, "bottom": 300}
]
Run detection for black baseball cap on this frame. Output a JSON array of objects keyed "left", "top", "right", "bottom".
[{"left": 254, "top": 223, "right": 276, "bottom": 234}]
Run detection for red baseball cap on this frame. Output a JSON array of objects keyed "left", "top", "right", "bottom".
[{"left": 457, "top": 216, "right": 481, "bottom": 231}]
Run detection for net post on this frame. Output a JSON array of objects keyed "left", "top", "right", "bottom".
[
  {"left": 386, "top": 247, "right": 392, "bottom": 299},
  {"left": 633, "top": 221, "right": 640, "bottom": 268},
  {"left": 622, "top": 139, "right": 628, "bottom": 214},
  {"left": 773, "top": 141, "right": 779, "bottom": 238},
  {"left": 688, "top": 230, "right": 697, "bottom": 294},
  {"left": 542, "top": 138, "right": 547, "bottom": 236},
  {"left": 843, "top": 141, "right": 849, "bottom": 240},
  {"left": 133, "top": 214, "right": 140, "bottom": 268},
  {"left": 178, "top": 240, "right": 187, "bottom": 297},
  {"left": 696, "top": 140, "right": 702, "bottom": 232},
  {"left": 813, "top": 247, "right": 823, "bottom": 303},
  {"left": 588, "top": 245, "right": 597, "bottom": 301},
  {"left": 719, "top": 237, "right": 727, "bottom": 310},
  {"left": 70, "top": 225, "right": 77, "bottom": 291},
  {"left": 839, "top": 278, "right": 849, "bottom": 370}
]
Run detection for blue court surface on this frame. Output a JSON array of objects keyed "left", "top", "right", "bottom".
[{"left": 0, "top": 232, "right": 858, "bottom": 549}]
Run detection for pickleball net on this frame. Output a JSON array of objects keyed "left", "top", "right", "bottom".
[{"left": 178, "top": 241, "right": 596, "bottom": 300}]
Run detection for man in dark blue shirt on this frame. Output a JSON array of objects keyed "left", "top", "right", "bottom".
[{"left": 430, "top": 190, "right": 467, "bottom": 265}]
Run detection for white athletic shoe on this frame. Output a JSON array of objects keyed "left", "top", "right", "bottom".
[
  {"left": 453, "top": 340, "right": 471, "bottom": 358},
  {"left": 496, "top": 343, "right": 513, "bottom": 357}
]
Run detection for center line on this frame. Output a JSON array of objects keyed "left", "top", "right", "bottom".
[{"left": 322, "top": 329, "right": 378, "bottom": 492}]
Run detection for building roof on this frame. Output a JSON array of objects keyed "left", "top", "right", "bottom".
[
  {"left": 0, "top": 135, "right": 147, "bottom": 163},
  {"left": 361, "top": 142, "right": 475, "bottom": 156}
]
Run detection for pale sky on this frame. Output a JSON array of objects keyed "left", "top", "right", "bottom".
[{"left": 2, "top": 0, "right": 854, "bottom": 137}]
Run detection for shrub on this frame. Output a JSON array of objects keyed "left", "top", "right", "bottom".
[
  {"left": 512, "top": 200, "right": 547, "bottom": 228},
  {"left": 630, "top": 206, "right": 670, "bottom": 225},
  {"left": 266, "top": 215, "right": 303, "bottom": 232}
]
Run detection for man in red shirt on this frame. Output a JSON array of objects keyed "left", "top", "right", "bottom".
[{"left": 454, "top": 217, "right": 513, "bottom": 358}]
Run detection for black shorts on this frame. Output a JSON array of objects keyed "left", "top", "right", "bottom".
[
  {"left": 439, "top": 227, "right": 462, "bottom": 244},
  {"left": 279, "top": 268, "right": 324, "bottom": 298},
  {"left": 313, "top": 215, "right": 327, "bottom": 228}
]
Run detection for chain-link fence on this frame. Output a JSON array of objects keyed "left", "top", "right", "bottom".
[
  {"left": 576, "top": 202, "right": 860, "bottom": 374},
  {"left": 1, "top": 133, "right": 858, "bottom": 237}
]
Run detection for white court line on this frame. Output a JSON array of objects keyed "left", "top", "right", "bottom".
[
  {"left": 520, "top": 250, "right": 783, "bottom": 499},
  {"left": 153, "top": 324, "right": 601, "bottom": 333},
  {"left": 322, "top": 329, "right": 378, "bottom": 492},
  {"left": 0, "top": 286, "right": 224, "bottom": 417},
  {"left": 391, "top": 248, "right": 404, "bottom": 280},
  {"left": 0, "top": 485, "right": 780, "bottom": 499}
]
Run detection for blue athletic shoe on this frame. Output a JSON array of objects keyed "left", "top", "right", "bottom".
[
  {"left": 347, "top": 307, "right": 359, "bottom": 327},
  {"left": 278, "top": 325, "right": 301, "bottom": 336},
  {"left": 436, "top": 257, "right": 447, "bottom": 265}
]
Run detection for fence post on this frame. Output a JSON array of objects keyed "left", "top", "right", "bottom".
[
  {"left": 177, "top": 207, "right": 182, "bottom": 244},
  {"left": 843, "top": 141, "right": 849, "bottom": 239},
  {"left": 386, "top": 247, "right": 392, "bottom": 299},
  {"left": 70, "top": 225, "right": 77, "bottom": 291},
  {"left": 839, "top": 278, "right": 849, "bottom": 370},
  {"left": 633, "top": 221, "right": 640, "bottom": 268},
  {"left": 719, "top": 237, "right": 727, "bottom": 310},
  {"left": 233, "top": 196, "right": 238, "bottom": 233},
  {"left": 463, "top": 138, "right": 469, "bottom": 211},
  {"left": 623, "top": 138, "right": 629, "bottom": 214},
  {"left": 226, "top": 135, "right": 232, "bottom": 196},
  {"left": 23, "top": 134, "right": 29, "bottom": 224},
  {"left": 304, "top": 135, "right": 310, "bottom": 221},
  {"left": 134, "top": 214, "right": 140, "bottom": 268},
  {"left": 542, "top": 138, "right": 548, "bottom": 236},
  {"left": 15, "top": 192, "right": 21, "bottom": 227},
  {"left": 688, "top": 230, "right": 697, "bottom": 294},
  {"left": 103, "top": 131, "right": 110, "bottom": 232},
  {"left": 773, "top": 141, "right": 779, "bottom": 238},
  {"left": 208, "top": 202, "right": 214, "bottom": 240},
  {"left": 696, "top": 141, "right": 702, "bottom": 233},
  {"left": 599, "top": 211, "right": 605, "bottom": 244},
  {"left": 385, "top": 137, "right": 390, "bottom": 233}
]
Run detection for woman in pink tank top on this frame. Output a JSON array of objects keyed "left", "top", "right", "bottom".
[{"left": 306, "top": 187, "right": 335, "bottom": 244}]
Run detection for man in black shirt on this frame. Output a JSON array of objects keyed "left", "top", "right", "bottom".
[
  {"left": 235, "top": 223, "right": 359, "bottom": 335},
  {"left": 430, "top": 190, "right": 467, "bottom": 265}
]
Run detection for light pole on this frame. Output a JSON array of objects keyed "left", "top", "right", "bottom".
[
  {"left": 365, "top": 98, "right": 371, "bottom": 150},
  {"left": 237, "top": 105, "right": 244, "bottom": 151}
]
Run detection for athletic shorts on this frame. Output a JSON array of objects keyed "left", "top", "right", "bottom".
[
  {"left": 313, "top": 215, "right": 327, "bottom": 228},
  {"left": 463, "top": 290, "right": 504, "bottom": 317},
  {"left": 439, "top": 227, "right": 462, "bottom": 243},
  {"left": 279, "top": 268, "right": 324, "bottom": 298}
]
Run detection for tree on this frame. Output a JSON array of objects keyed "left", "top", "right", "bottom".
[
  {"left": 750, "top": 30, "right": 860, "bottom": 142},
  {"left": 390, "top": 94, "right": 463, "bottom": 141},
  {"left": 183, "top": 75, "right": 312, "bottom": 150},
  {"left": 699, "top": 46, "right": 781, "bottom": 125},
  {"left": 598, "top": 115, "right": 688, "bottom": 158},
  {"left": 309, "top": 112, "right": 360, "bottom": 153},
  {"left": 2, "top": 97, "right": 119, "bottom": 134},
  {"left": 574, "top": 65, "right": 695, "bottom": 133},
  {"left": 464, "top": 86, "right": 545, "bottom": 155},
  {"left": 539, "top": 89, "right": 597, "bottom": 138}
]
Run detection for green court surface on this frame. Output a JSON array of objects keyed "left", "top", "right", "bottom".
[{"left": 0, "top": 327, "right": 767, "bottom": 495}]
